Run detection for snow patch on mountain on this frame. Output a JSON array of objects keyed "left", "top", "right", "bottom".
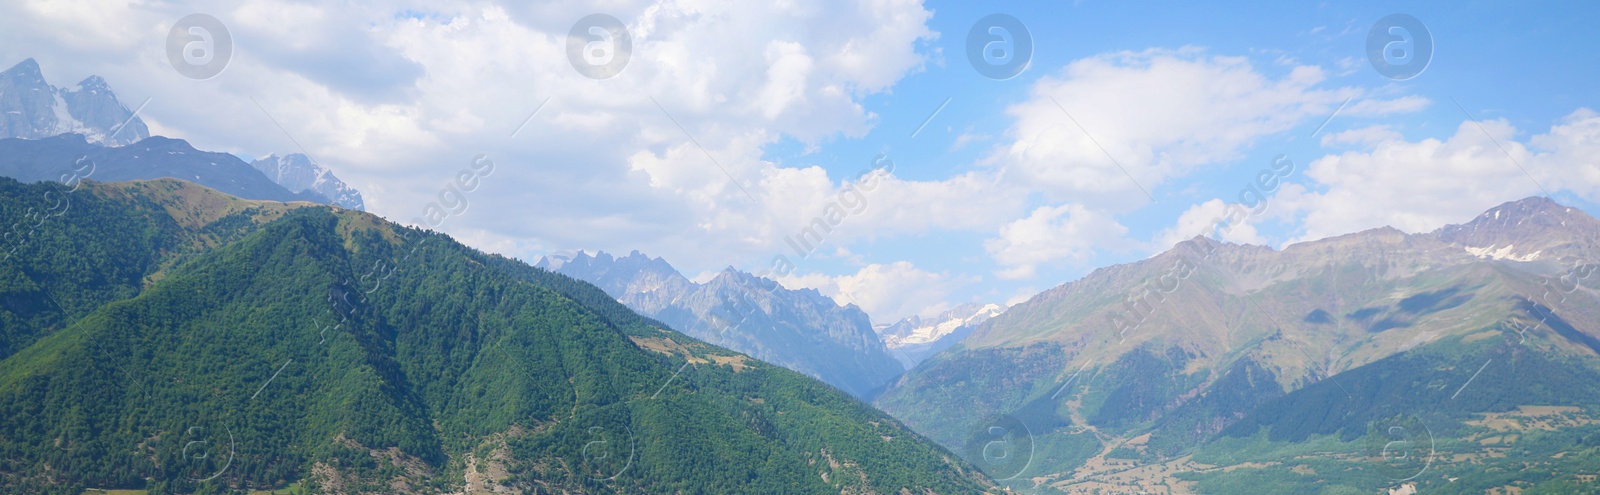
[
  {"left": 1463, "top": 244, "right": 1542, "bottom": 262},
  {"left": 882, "top": 303, "right": 1002, "bottom": 348}
]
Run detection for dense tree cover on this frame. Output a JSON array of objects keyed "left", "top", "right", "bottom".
[
  {"left": 0, "top": 178, "right": 175, "bottom": 358},
  {"left": 0, "top": 178, "right": 291, "bottom": 361},
  {"left": 0, "top": 182, "right": 995, "bottom": 494}
]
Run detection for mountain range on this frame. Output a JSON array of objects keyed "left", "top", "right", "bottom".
[
  {"left": 6, "top": 54, "right": 1600, "bottom": 495},
  {"left": 0, "top": 133, "right": 335, "bottom": 205},
  {"left": 875, "top": 196, "right": 1600, "bottom": 494},
  {"left": 538, "top": 250, "right": 905, "bottom": 400},
  {"left": 0, "top": 177, "right": 996, "bottom": 495},
  {"left": 4, "top": 149, "right": 1598, "bottom": 494},
  {"left": 0, "top": 58, "right": 363, "bottom": 210}
]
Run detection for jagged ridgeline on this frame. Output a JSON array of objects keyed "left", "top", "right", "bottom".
[{"left": 0, "top": 177, "right": 996, "bottom": 494}]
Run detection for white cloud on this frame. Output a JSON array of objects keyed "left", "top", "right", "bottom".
[
  {"left": 984, "top": 204, "right": 1128, "bottom": 280},
  {"left": 0, "top": 0, "right": 945, "bottom": 277},
  {"left": 975, "top": 48, "right": 1439, "bottom": 275},
  {"left": 1333, "top": 56, "right": 1362, "bottom": 76},
  {"left": 778, "top": 261, "right": 962, "bottom": 323},
  {"left": 1530, "top": 108, "right": 1600, "bottom": 200},
  {"left": 1285, "top": 109, "right": 1600, "bottom": 243},
  {"left": 1152, "top": 198, "right": 1266, "bottom": 251},
  {"left": 992, "top": 48, "right": 1357, "bottom": 208}
]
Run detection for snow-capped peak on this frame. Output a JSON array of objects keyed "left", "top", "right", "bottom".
[
  {"left": 0, "top": 58, "right": 149, "bottom": 146},
  {"left": 880, "top": 303, "right": 1003, "bottom": 348}
]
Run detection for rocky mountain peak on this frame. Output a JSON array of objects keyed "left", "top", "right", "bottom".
[
  {"left": 73, "top": 75, "right": 112, "bottom": 94},
  {"left": 0, "top": 58, "right": 148, "bottom": 146},
  {"left": 1433, "top": 196, "right": 1600, "bottom": 262},
  {"left": 542, "top": 249, "right": 694, "bottom": 301},
  {"left": 2, "top": 58, "right": 45, "bottom": 84},
  {"left": 249, "top": 153, "right": 365, "bottom": 210}
]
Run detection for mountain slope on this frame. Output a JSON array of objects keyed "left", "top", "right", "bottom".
[
  {"left": 0, "top": 179, "right": 995, "bottom": 495},
  {"left": 0, "top": 177, "right": 307, "bottom": 361},
  {"left": 252, "top": 153, "right": 365, "bottom": 210},
  {"left": 0, "top": 58, "right": 148, "bottom": 146},
  {"left": 541, "top": 250, "right": 905, "bottom": 399},
  {"left": 875, "top": 196, "right": 1600, "bottom": 493}
]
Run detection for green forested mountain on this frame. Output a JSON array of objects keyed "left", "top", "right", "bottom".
[
  {"left": 0, "top": 178, "right": 308, "bottom": 360},
  {"left": 0, "top": 177, "right": 996, "bottom": 495}
]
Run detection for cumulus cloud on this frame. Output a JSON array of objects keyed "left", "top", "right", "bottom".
[
  {"left": 0, "top": 0, "right": 949, "bottom": 277},
  {"left": 984, "top": 203, "right": 1129, "bottom": 280},
  {"left": 1283, "top": 109, "right": 1600, "bottom": 243},
  {"left": 778, "top": 261, "right": 964, "bottom": 323},
  {"left": 1530, "top": 108, "right": 1600, "bottom": 200},
  {"left": 964, "top": 48, "right": 1436, "bottom": 277},
  {"left": 1151, "top": 198, "right": 1267, "bottom": 251},
  {"left": 991, "top": 47, "right": 1357, "bottom": 208}
]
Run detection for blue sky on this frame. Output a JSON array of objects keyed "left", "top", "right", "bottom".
[
  {"left": 3, "top": 0, "right": 1597, "bottom": 324},
  {"left": 756, "top": 0, "right": 1600, "bottom": 313}
]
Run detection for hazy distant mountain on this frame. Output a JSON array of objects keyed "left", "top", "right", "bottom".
[
  {"left": 251, "top": 153, "right": 365, "bottom": 210},
  {"left": 540, "top": 250, "right": 905, "bottom": 399},
  {"left": 878, "top": 302, "right": 1003, "bottom": 368},
  {"left": 0, "top": 133, "right": 329, "bottom": 204},
  {"left": 876, "top": 196, "right": 1600, "bottom": 493},
  {"left": 0, "top": 58, "right": 148, "bottom": 146}
]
